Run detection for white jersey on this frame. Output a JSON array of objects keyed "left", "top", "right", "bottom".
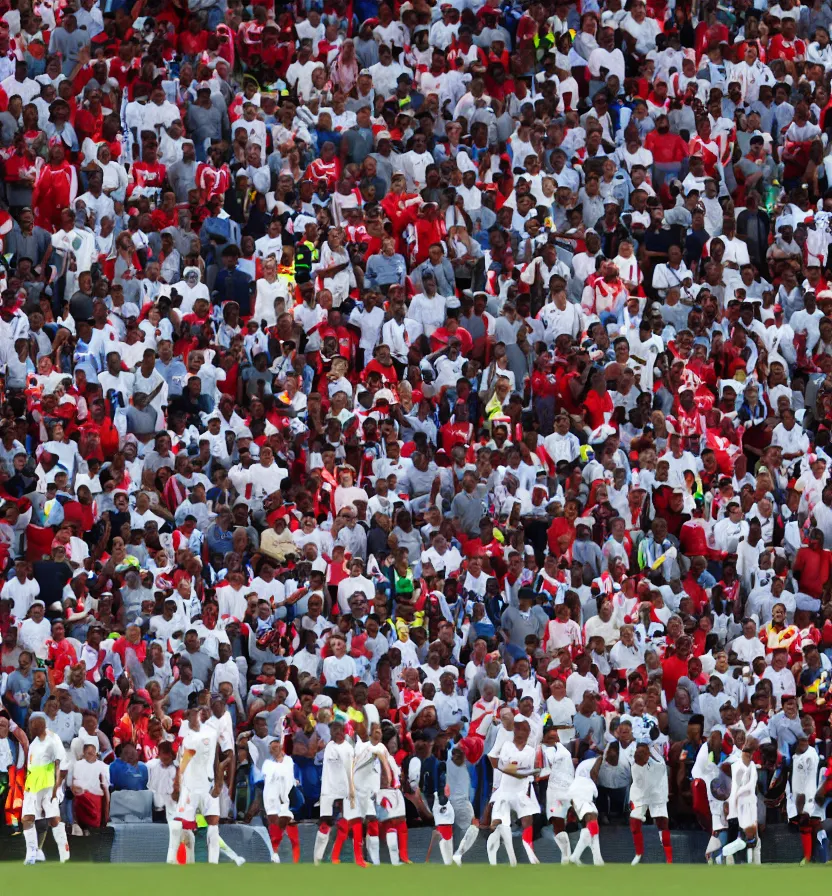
[
  {"left": 788, "top": 746, "right": 822, "bottom": 818},
  {"left": 728, "top": 760, "right": 758, "bottom": 819},
  {"left": 494, "top": 741, "right": 536, "bottom": 798},
  {"left": 203, "top": 712, "right": 235, "bottom": 753},
  {"left": 568, "top": 756, "right": 599, "bottom": 805},
  {"left": 180, "top": 725, "right": 218, "bottom": 795},
  {"left": 487, "top": 724, "right": 514, "bottom": 790},
  {"left": 791, "top": 747, "right": 820, "bottom": 799},
  {"left": 542, "top": 742, "right": 575, "bottom": 800},
  {"left": 25, "top": 730, "right": 67, "bottom": 790},
  {"left": 262, "top": 755, "right": 295, "bottom": 804},
  {"left": 353, "top": 740, "right": 386, "bottom": 794},
  {"left": 630, "top": 757, "right": 669, "bottom": 806},
  {"left": 321, "top": 739, "right": 354, "bottom": 796}
]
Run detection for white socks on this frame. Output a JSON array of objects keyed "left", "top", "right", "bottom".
[
  {"left": 367, "top": 834, "right": 380, "bottom": 865},
  {"left": 590, "top": 831, "right": 603, "bottom": 865},
  {"left": 499, "top": 823, "right": 516, "bottom": 867},
  {"left": 571, "top": 828, "right": 590, "bottom": 863},
  {"left": 24, "top": 827, "right": 37, "bottom": 851},
  {"left": 206, "top": 825, "right": 219, "bottom": 864},
  {"left": 314, "top": 829, "right": 331, "bottom": 865},
  {"left": 722, "top": 837, "right": 748, "bottom": 858},
  {"left": 486, "top": 828, "right": 501, "bottom": 865},
  {"left": 184, "top": 830, "right": 195, "bottom": 863},
  {"left": 455, "top": 825, "right": 479, "bottom": 860},
  {"left": 166, "top": 820, "right": 183, "bottom": 864},
  {"left": 555, "top": 832, "right": 571, "bottom": 863},
  {"left": 439, "top": 836, "right": 454, "bottom": 865},
  {"left": 386, "top": 830, "right": 400, "bottom": 865},
  {"left": 52, "top": 823, "right": 69, "bottom": 862}
]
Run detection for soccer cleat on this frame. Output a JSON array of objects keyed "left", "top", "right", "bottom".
[
  {"left": 36, "top": 850, "right": 45, "bottom": 863},
  {"left": 24, "top": 850, "right": 36, "bottom": 866},
  {"left": 452, "top": 854, "right": 462, "bottom": 866},
  {"left": 271, "top": 854, "right": 281, "bottom": 864},
  {"left": 234, "top": 856, "right": 246, "bottom": 867},
  {"left": 632, "top": 854, "right": 643, "bottom": 866},
  {"left": 59, "top": 852, "right": 70, "bottom": 864},
  {"left": 800, "top": 858, "right": 808, "bottom": 867},
  {"left": 570, "top": 853, "right": 583, "bottom": 865}
]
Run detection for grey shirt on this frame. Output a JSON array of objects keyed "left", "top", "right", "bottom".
[
  {"left": 391, "top": 525, "right": 423, "bottom": 561},
  {"left": 125, "top": 404, "right": 159, "bottom": 437},
  {"left": 178, "top": 648, "right": 214, "bottom": 684},
  {"left": 342, "top": 125, "right": 375, "bottom": 165},
  {"left": 185, "top": 103, "right": 227, "bottom": 147},
  {"left": 168, "top": 159, "right": 198, "bottom": 203},
  {"left": 500, "top": 605, "right": 548, "bottom": 648},
  {"left": 451, "top": 485, "right": 488, "bottom": 536},
  {"left": 49, "top": 26, "right": 90, "bottom": 76},
  {"left": 166, "top": 677, "right": 204, "bottom": 713}
]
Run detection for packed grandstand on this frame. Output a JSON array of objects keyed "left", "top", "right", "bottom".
[{"left": 2, "top": 0, "right": 832, "bottom": 868}]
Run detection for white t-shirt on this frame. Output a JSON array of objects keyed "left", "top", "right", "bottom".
[
  {"left": 3, "top": 577, "right": 40, "bottom": 618},
  {"left": 180, "top": 725, "right": 218, "bottom": 794},
  {"left": 542, "top": 741, "right": 575, "bottom": 799},
  {"left": 70, "top": 758, "right": 110, "bottom": 796},
  {"left": 262, "top": 754, "right": 295, "bottom": 803},
  {"left": 494, "top": 741, "right": 536, "bottom": 796},
  {"left": 322, "top": 654, "right": 357, "bottom": 686},
  {"left": 321, "top": 739, "right": 354, "bottom": 796}
]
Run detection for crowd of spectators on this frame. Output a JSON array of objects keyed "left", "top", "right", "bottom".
[{"left": 1, "top": 0, "right": 832, "bottom": 864}]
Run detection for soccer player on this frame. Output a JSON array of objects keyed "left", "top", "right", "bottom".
[
  {"left": 262, "top": 738, "right": 300, "bottom": 863},
  {"left": 539, "top": 725, "right": 575, "bottom": 864},
  {"left": 787, "top": 733, "right": 824, "bottom": 865},
  {"left": 431, "top": 784, "right": 456, "bottom": 865},
  {"left": 167, "top": 704, "right": 223, "bottom": 865},
  {"left": 486, "top": 718, "right": 541, "bottom": 866},
  {"left": 450, "top": 739, "right": 483, "bottom": 865},
  {"left": 722, "top": 738, "right": 761, "bottom": 863},
  {"left": 692, "top": 730, "right": 738, "bottom": 863},
  {"left": 375, "top": 732, "right": 411, "bottom": 865},
  {"left": 567, "top": 748, "right": 604, "bottom": 865},
  {"left": 629, "top": 741, "right": 673, "bottom": 865},
  {"left": 350, "top": 722, "right": 392, "bottom": 866},
  {"left": 22, "top": 712, "right": 69, "bottom": 865},
  {"left": 314, "top": 720, "right": 355, "bottom": 865}
]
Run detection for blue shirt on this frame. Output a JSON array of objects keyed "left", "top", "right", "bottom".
[
  {"left": 109, "top": 759, "right": 149, "bottom": 791},
  {"left": 155, "top": 358, "right": 188, "bottom": 397}
]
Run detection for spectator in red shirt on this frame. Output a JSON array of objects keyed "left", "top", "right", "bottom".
[
  {"left": 794, "top": 528, "right": 832, "bottom": 600},
  {"left": 644, "top": 113, "right": 689, "bottom": 189}
]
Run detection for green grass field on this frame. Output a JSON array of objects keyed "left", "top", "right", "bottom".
[{"left": 1, "top": 863, "right": 828, "bottom": 895}]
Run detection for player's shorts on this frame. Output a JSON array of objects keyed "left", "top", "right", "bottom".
[
  {"left": 737, "top": 799, "right": 757, "bottom": 829},
  {"left": 450, "top": 798, "right": 474, "bottom": 829},
  {"left": 319, "top": 791, "right": 347, "bottom": 818},
  {"left": 630, "top": 802, "right": 668, "bottom": 822},
  {"left": 491, "top": 791, "right": 540, "bottom": 824},
  {"left": 433, "top": 799, "right": 455, "bottom": 827},
  {"left": 175, "top": 788, "right": 220, "bottom": 823},
  {"left": 263, "top": 795, "right": 293, "bottom": 820},
  {"left": 572, "top": 799, "right": 597, "bottom": 820},
  {"left": 546, "top": 797, "right": 570, "bottom": 821},
  {"left": 22, "top": 786, "right": 60, "bottom": 820},
  {"left": 375, "top": 788, "right": 405, "bottom": 822},
  {"left": 343, "top": 790, "right": 377, "bottom": 821},
  {"left": 708, "top": 795, "right": 728, "bottom": 831},
  {"left": 787, "top": 793, "right": 824, "bottom": 820}
]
